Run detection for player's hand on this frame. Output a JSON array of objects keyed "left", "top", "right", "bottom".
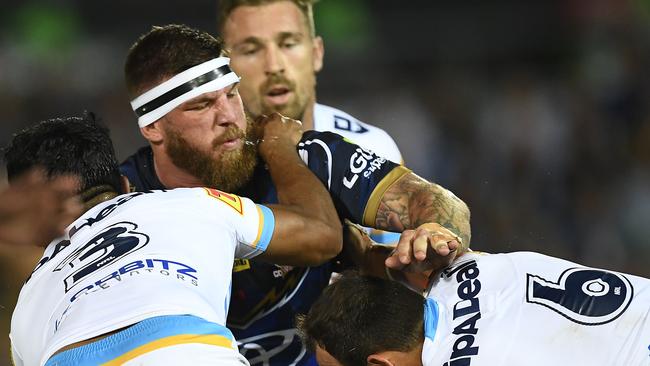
[
  {"left": 341, "top": 219, "right": 399, "bottom": 278},
  {"left": 256, "top": 113, "right": 303, "bottom": 161},
  {"left": 385, "top": 222, "right": 461, "bottom": 273},
  {"left": 0, "top": 169, "right": 82, "bottom": 247}
]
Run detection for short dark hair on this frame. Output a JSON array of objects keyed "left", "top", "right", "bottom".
[
  {"left": 4, "top": 112, "right": 122, "bottom": 194},
  {"left": 124, "top": 24, "right": 226, "bottom": 98},
  {"left": 217, "top": 0, "right": 317, "bottom": 37},
  {"left": 296, "top": 271, "right": 425, "bottom": 366}
]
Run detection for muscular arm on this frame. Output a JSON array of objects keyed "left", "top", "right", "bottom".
[
  {"left": 255, "top": 114, "right": 342, "bottom": 266},
  {"left": 375, "top": 172, "right": 471, "bottom": 250},
  {"left": 344, "top": 170, "right": 469, "bottom": 282}
]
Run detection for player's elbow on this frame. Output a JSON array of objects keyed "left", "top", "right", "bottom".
[{"left": 303, "top": 220, "right": 343, "bottom": 266}]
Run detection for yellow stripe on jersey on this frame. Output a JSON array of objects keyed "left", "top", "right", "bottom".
[
  {"left": 250, "top": 205, "right": 265, "bottom": 248},
  {"left": 101, "top": 334, "right": 234, "bottom": 366},
  {"left": 362, "top": 166, "right": 412, "bottom": 227}
]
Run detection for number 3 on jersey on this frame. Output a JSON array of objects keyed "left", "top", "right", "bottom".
[{"left": 526, "top": 268, "right": 634, "bottom": 325}]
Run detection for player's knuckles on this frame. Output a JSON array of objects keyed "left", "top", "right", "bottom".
[
  {"left": 432, "top": 241, "right": 450, "bottom": 255},
  {"left": 412, "top": 235, "right": 428, "bottom": 251},
  {"left": 397, "top": 230, "right": 415, "bottom": 244},
  {"left": 414, "top": 227, "right": 430, "bottom": 237}
]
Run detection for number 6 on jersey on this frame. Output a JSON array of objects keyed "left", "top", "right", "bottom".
[{"left": 526, "top": 268, "right": 634, "bottom": 325}]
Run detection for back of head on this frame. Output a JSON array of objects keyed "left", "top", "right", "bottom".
[
  {"left": 297, "top": 271, "right": 425, "bottom": 366},
  {"left": 217, "top": 0, "right": 318, "bottom": 37},
  {"left": 124, "top": 24, "right": 226, "bottom": 98},
  {"left": 4, "top": 112, "right": 121, "bottom": 196}
]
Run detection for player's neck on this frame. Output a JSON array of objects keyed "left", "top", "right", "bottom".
[
  {"left": 151, "top": 149, "right": 204, "bottom": 189},
  {"left": 300, "top": 99, "right": 316, "bottom": 131},
  {"left": 80, "top": 185, "right": 119, "bottom": 212}
]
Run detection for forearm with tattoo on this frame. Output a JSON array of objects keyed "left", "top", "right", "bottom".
[{"left": 375, "top": 173, "right": 471, "bottom": 250}]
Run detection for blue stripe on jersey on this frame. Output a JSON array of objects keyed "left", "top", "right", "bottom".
[
  {"left": 256, "top": 204, "right": 275, "bottom": 252},
  {"left": 44, "top": 315, "right": 235, "bottom": 366},
  {"left": 369, "top": 230, "right": 401, "bottom": 244},
  {"left": 424, "top": 298, "right": 439, "bottom": 342}
]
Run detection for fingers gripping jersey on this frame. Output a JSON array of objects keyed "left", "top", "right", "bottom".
[
  {"left": 119, "top": 131, "right": 409, "bottom": 366},
  {"left": 423, "top": 252, "right": 650, "bottom": 366},
  {"left": 10, "top": 188, "right": 274, "bottom": 366}
]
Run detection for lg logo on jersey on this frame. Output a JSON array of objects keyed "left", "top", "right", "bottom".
[{"left": 343, "top": 147, "right": 387, "bottom": 189}]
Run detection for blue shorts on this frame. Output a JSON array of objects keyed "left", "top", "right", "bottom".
[{"left": 45, "top": 315, "right": 248, "bottom": 366}]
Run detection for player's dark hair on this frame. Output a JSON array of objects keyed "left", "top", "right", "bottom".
[
  {"left": 296, "top": 271, "right": 424, "bottom": 366},
  {"left": 4, "top": 112, "right": 122, "bottom": 196},
  {"left": 217, "top": 0, "right": 317, "bottom": 37},
  {"left": 124, "top": 24, "right": 226, "bottom": 98}
]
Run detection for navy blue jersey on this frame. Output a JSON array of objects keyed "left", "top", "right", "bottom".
[{"left": 119, "top": 130, "right": 410, "bottom": 365}]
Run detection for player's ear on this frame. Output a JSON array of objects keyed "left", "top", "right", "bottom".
[
  {"left": 312, "top": 36, "right": 324, "bottom": 73},
  {"left": 367, "top": 354, "right": 393, "bottom": 366},
  {"left": 139, "top": 120, "right": 164, "bottom": 144}
]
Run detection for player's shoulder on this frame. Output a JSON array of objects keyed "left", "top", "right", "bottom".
[
  {"left": 146, "top": 187, "right": 249, "bottom": 209},
  {"left": 313, "top": 103, "right": 402, "bottom": 162},
  {"left": 88, "top": 188, "right": 219, "bottom": 213},
  {"left": 313, "top": 103, "right": 387, "bottom": 136}
]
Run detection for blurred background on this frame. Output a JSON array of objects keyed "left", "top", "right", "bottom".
[{"left": 1, "top": 0, "right": 649, "bottom": 363}]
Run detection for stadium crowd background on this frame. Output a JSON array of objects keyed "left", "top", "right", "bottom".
[{"left": 0, "top": 0, "right": 649, "bottom": 364}]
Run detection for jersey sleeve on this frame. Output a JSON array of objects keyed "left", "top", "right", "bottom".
[
  {"left": 377, "top": 130, "right": 403, "bottom": 165},
  {"left": 202, "top": 188, "right": 275, "bottom": 259},
  {"left": 298, "top": 130, "right": 411, "bottom": 227}
]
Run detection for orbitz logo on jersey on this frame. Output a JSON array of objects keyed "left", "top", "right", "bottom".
[
  {"left": 443, "top": 260, "right": 482, "bottom": 366},
  {"left": 55, "top": 257, "right": 199, "bottom": 331}
]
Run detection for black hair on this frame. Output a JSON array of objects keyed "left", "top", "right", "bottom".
[
  {"left": 4, "top": 112, "right": 122, "bottom": 195},
  {"left": 296, "top": 271, "right": 425, "bottom": 366},
  {"left": 124, "top": 24, "right": 226, "bottom": 98}
]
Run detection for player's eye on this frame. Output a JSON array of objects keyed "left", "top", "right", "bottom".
[
  {"left": 187, "top": 101, "right": 210, "bottom": 110},
  {"left": 239, "top": 45, "right": 259, "bottom": 56},
  {"left": 227, "top": 85, "right": 239, "bottom": 98},
  {"left": 281, "top": 40, "right": 297, "bottom": 49}
]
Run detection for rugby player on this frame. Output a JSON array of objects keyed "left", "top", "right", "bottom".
[
  {"left": 218, "top": 0, "right": 404, "bottom": 251},
  {"left": 299, "top": 252, "right": 650, "bottom": 366},
  {"left": 119, "top": 24, "right": 471, "bottom": 365},
  {"left": 217, "top": 0, "right": 403, "bottom": 164},
  {"left": 7, "top": 112, "right": 342, "bottom": 366}
]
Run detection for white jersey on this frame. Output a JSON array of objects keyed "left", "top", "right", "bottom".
[
  {"left": 10, "top": 188, "right": 275, "bottom": 366},
  {"left": 313, "top": 103, "right": 402, "bottom": 164},
  {"left": 423, "top": 251, "right": 650, "bottom": 366}
]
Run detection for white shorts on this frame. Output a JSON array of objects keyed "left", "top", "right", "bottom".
[{"left": 45, "top": 315, "right": 249, "bottom": 366}]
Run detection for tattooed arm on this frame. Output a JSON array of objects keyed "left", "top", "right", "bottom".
[
  {"left": 375, "top": 172, "right": 471, "bottom": 249},
  {"left": 296, "top": 131, "right": 469, "bottom": 278},
  {"left": 342, "top": 170, "right": 470, "bottom": 284}
]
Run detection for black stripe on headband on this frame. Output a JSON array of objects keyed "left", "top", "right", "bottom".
[{"left": 134, "top": 65, "right": 233, "bottom": 117}]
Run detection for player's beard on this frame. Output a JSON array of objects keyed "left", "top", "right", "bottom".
[
  {"left": 165, "top": 122, "right": 258, "bottom": 193},
  {"left": 259, "top": 73, "right": 308, "bottom": 120}
]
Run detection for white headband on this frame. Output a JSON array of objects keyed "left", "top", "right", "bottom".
[{"left": 130, "top": 57, "right": 240, "bottom": 127}]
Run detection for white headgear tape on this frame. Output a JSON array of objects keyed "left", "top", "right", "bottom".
[{"left": 130, "top": 57, "right": 240, "bottom": 127}]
